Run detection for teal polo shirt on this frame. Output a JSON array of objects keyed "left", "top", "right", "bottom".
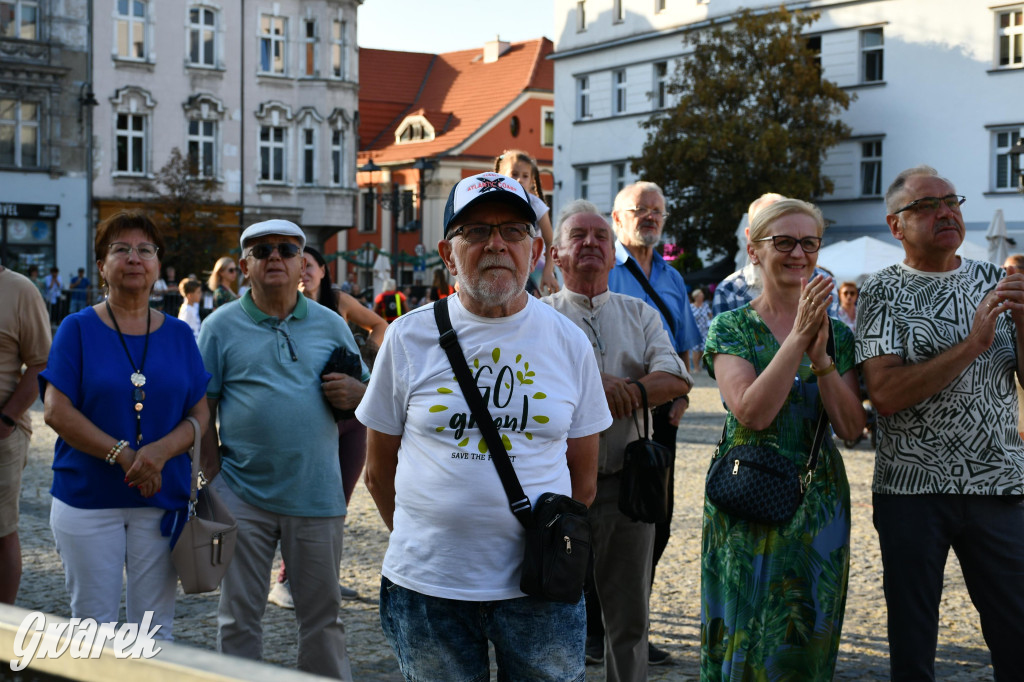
[{"left": 198, "top": 291, "right": 369, "bottom": 517}]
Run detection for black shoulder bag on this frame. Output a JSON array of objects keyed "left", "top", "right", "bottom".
[
  {"left": 433, "top": 297, "right": 591, "bottom": 603},
  {"left": 618, "top": 381, "right": 675, "bottom": 524},
  {"left": 705, "top": 319, "right": 835, "bottom": 525}
]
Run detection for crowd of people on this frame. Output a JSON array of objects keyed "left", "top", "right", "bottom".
[{"left": 2, "top": 159, "right": 1023, "bottom": 682}]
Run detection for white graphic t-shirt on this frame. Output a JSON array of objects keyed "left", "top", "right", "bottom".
[
  {"left": 856, "top": 258, "right": 1024, "bottom": 495},
  {"left": 356, "top": 295, "right": 612, "bottom": 600}
]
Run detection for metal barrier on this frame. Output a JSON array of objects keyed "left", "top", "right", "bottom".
[{"left": 0, "top": 604, "right": 332, "bottom": 682}]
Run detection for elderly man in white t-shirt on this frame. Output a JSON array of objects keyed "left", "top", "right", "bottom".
[{"left": 357, "top": 173, "right": 611, "bottom": 681}]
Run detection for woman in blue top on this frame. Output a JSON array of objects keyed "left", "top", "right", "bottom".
[{"left": 40, "top": 211, "right": 210, "bottom": 639}]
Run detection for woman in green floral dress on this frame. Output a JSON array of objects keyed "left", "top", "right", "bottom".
[{"left": 702, "top": 199, "right": 865, "bottom": 680}]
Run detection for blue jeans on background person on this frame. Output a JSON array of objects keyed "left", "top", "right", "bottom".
[
  {"left": 379, "top": 576, "right": 586, "bottom": 682},
  {"left": 873, "top": 492, "right": 1024, "bottom": 681}
]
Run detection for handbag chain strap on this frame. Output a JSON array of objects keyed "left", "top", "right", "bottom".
[
  {"left": 433, "top": 297, "right": 534, "bottom": 530},
  {"left": 630, "top": 380, "right": 652, "bottom": 441},
  {"left": 715, "top": 318, "right": 837, "bottom": 483},
  {"left": 185, "top": 416, "right": 202, "bottom": 507}
]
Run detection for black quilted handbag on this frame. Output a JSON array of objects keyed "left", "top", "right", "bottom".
[{"left": 705, "top": 443, "right": 804, "bottom": 524}]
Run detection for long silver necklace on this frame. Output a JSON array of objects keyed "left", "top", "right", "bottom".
[{"left": 105, "top": 300, "right": 151, "bottom": 445}]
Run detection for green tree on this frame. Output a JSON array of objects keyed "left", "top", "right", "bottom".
[
  {"left": 634, "top": 6, "right": 852, "bottom": 258},
  {"left": 140, "top": 148, "right": 227, "bottom": 279}
]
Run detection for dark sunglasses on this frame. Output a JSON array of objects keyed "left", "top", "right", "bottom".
[{"left": 247, "top": 242, "right": 301, "bottom": 260}]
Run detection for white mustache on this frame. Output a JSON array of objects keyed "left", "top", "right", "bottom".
[{"left": 478, "top": 255, "right": 515, "bottom": 270}]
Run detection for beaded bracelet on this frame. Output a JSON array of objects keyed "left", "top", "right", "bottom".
[{"left": 105, "top": 440, "right": 128, "bottom": 465}]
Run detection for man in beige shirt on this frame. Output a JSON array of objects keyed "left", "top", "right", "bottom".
[
  {"left": 543, "top": 200, "right": 690, "bottom": 681},
  {"left": 0, "top": 265, "right": 51, "bottom": 603}
]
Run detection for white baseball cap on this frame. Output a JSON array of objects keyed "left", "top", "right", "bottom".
[
  {"left": 442, "top": 173, "right": 536, "bottom": 238},
  {"left": 240, "top": 219, "right": 306, "bottom": 249}
]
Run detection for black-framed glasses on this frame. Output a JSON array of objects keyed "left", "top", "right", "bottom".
[
  {"left": 447, "top": 222, "right": 534, "bottom": 243},
  {"left": 109, "top": 242, "right": 160, "bottom": 260},
  {"left": 892, "top": 194, "right": 966, "bottom": 215},
  {"left": 753, "top": 235, "right": 823, "bottom": 253},
  {"left": 623, "top": 206, "right": 670, "bottom": 220},
  {"left": 247, "top": 242, "right": 301, "bottom": 260}
]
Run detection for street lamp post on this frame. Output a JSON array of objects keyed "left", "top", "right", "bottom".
[{"left": 358, "top": 157, "right": 435, "bottom": 282}]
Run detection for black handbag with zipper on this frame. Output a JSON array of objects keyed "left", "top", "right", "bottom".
[{"left": 618, "top": 381, "right": 675, "bottom": 524}]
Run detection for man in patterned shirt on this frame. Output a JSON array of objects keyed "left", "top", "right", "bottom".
[{"left": 856, "top": 165, "right": 1024, "bottom": 681}]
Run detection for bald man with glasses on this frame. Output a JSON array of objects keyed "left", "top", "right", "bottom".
[{"left": 856, "top": 165, "right": 1024, "bottom": 681}]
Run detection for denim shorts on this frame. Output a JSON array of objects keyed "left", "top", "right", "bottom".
[{"left": 379, "top": 576, "right": 586, "bottom": 682}]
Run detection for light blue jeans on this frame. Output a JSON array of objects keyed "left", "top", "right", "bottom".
[{"left": 379, "top": 576, "right": 586, "bottom": 682}]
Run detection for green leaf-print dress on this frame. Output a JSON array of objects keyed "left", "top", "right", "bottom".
[{"left": 701, "top": 306, "right": 852, "bottom": 681}]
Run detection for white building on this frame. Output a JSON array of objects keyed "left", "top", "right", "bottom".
[
  {"left": 551, "top": 0, "right": 1024, "bottom": 250},
  {"left": 91, "top": 0, "right": 360, "bottom": 258}
]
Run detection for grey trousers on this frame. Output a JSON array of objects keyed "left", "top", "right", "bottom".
[
  {"left": 590, "top": 475, "right": 656, "bottom": 682},
  {"left": 212, "top": 477, "right": 351, "bottom": 680}
]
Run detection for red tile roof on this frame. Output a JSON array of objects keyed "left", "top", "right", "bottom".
[{"left": 358, "top": 38, "right": 553, "bottom": 164}]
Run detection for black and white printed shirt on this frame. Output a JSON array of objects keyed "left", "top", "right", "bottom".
[{"left": 856, "top": 258, "right": 1024, "bottom": 496}]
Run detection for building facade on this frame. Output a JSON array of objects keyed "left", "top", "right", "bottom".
[
  {"left": 0, "top": 0, "right": 90, "bottom": 277},
  {"left": 91, "top": 0, "right": 360, "bottom": 271},
  {"left": 551, "top": 0, "right": 1024, "bottom": 248},
  {"left": 349, "top": 37, "right": 554, "bottom": 289}
]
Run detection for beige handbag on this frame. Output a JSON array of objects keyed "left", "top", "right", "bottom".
[{"left": 171, "top": 416, "right": 238, "bottom": 594}]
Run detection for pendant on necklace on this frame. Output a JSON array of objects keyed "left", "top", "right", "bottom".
[{"left": 131, "top": 372, "right": 146, "bottom": 387}]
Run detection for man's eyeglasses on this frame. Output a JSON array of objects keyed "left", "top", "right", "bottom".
[
  {"left": 108, "top": 242, "right": 160, "bottom": 260},
  {"left": 247, "top": 242, "right": 301, "bottom": 260},
  {"left": 892, "top": 194, "right": 966, "bottom": 215},
  {"left": 447, "top": 222, "right": 534, "bottom": 243},
  {"left": 623, "top": 206, "right": 670, "bottom": 220},
  {"left": 753, "top": 235, "right": 823, "bottom": 253}
]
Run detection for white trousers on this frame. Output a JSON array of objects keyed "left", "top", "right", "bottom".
[{"left": 50, "top": 497, "right": 177, "bottom": 639}]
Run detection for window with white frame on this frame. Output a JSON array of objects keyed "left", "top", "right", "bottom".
[
  {"left": 576, "top": 0, "right": 586, "bottom": 31},
  {"left": 860, "top": 28, "right": 883, "bottom": 83},
  {"left": 259, "top": 14, "right": 286, "bottom": 74},
  {"left": 332, "top": 19, "right": 347, "bottom": 78},
  {"left": 331, "top": 129, "right": 345, "bottom": 186},
  {"left": 188, "top": 6, "right": 217, "bottom": 67},
  {"left": 653, "top": 61, "right": 668, "bottom": 109},
  {"left": 301, "top": 127, "right": 316, "bottom": 184},
  {"left": 259, "top": 125, "right": 286, "bottom": 182},
  {"left": 302, "top": 19, "right": 318, "bottom": 77},
  {"left": 612, "top": 163, "right": 626, "bottom": 195},
  {"left": 577, "top": 167, "right": 589, "bottom": 200},
  {"left": 115, "top": 113, "right": 146, "bottom": 174},
  {"left": 115, "top": 0, "right": 147, "bottom": 60},
  {"left": 1, "top": 0, "right": 38, "bottom": 40},
  {"left": 188, "top": 119, "right": 216, "bottom": 178},
  {"left": 614, "top": 0, "right": 624, "bottom": 23},
  {"left": 541, "top": 107, "right": 554, "bottom": 146},
  {"left": 577, "top": 76, "right": 590, "bottom": 119},
  {"left": 860, "top": 140, "right": 882, "bottom": 197},
  {"left": 997, "top": 8, "right": 1023, "bottom": 68},
  {"left": 995, "top": 128, "right": 1022, "bottom": 190},
  {"left": 613, "top": 69, "right": 627, "bottom": 114},
  {"left": 0, "top": 98, "right": 40, "bottom": 167}
]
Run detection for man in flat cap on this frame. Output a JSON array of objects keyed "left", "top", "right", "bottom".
[
  {"left": 199, "top": 219, "right": 368, "bottom": 679},
  {"left": 358, "top": 173, "right": 611, "bottom": 681}
]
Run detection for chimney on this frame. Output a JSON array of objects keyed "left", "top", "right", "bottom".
[{"left": 483, "top": 36, "right": 510, "bottom": 64}]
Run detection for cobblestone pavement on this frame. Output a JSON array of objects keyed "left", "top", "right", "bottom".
[{"left": 14, "top": 373, "right": 995, "bottom": 680}]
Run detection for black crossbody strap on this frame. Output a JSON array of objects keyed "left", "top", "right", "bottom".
[
  {"left": 433, "top": 298, "right": 533, "bottom": 529},
  {"left": 630, "top": 380, "right": 652, "bottom": 441},
  {"left": 623, "top": 257, "right": 676, "bottom": 332},
  {"left": 804, "top": 318, "right": 837, "bottom": 479}
]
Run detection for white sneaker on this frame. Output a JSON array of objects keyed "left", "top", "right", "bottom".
[{"left": 268, "top": 581, "right": 295, "bottom": 609}]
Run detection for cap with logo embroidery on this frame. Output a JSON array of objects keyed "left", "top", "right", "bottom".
[{"left": 442, "top": 173, "right": 536, "bottom": 238}]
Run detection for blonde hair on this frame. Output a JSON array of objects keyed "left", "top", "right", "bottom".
[
  {"left": 748, "top": 198, "right": 825, "bottom": 244},
  {"left": 208, "top": 256, "right": 236, "bottom": 292}
]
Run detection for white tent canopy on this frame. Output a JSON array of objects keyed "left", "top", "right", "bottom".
[
  {"left": 816, "top": 236, "right": 905, "bottom": 286},
  {"left": 957, "top": 239, "right": 989, "bottom": 261}
]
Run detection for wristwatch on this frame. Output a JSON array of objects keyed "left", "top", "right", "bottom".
[{"left": 0, "top": 413, "right": 15, "bottom": 428}]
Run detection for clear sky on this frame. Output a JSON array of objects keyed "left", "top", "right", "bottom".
[{"left": 357, "top": 0, "right": 556, "bottom": 54}]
